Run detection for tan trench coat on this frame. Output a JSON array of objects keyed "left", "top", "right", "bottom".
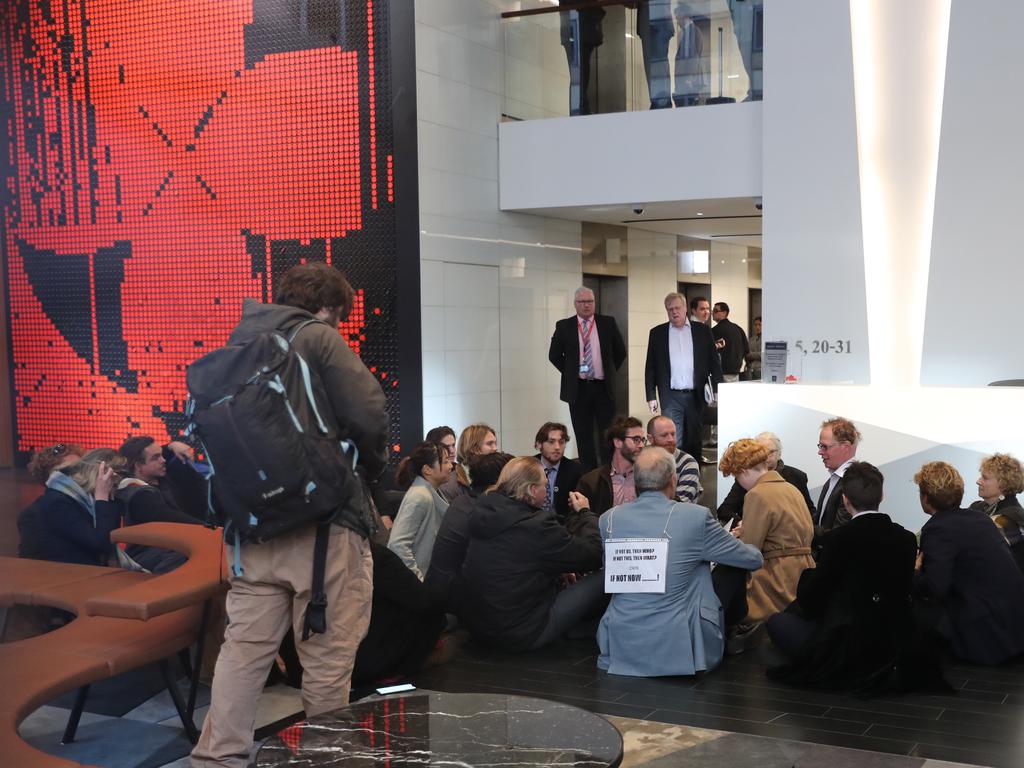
[{"left": 740, "top": 471, "right": 816, "bottom": 622}]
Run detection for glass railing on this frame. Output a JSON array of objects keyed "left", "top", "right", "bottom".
[{"left": 502, "top": 1, "right": 763, "bottom": 120}]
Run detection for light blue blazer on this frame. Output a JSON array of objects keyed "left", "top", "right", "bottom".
[
  {"left": 597, "top": 491, "right": 763, "bottom": 677},
  {"left": 387, "top": 476, "right": 449, "bottom": 580}
]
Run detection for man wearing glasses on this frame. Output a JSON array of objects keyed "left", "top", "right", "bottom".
[
  {"left": 815, "top": 417, "right": 861, "bottom": 533},
  {"left": 577, "top": 417, "right": 646, "bottom": 517},
  {"left": 549, "top": 287, "right": 627, "bottom": 470}
]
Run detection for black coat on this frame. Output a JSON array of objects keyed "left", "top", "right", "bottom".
[
  {"left": 534, "top": 454, "right": 585, "bottom": 523},
  {"left": 644, "top": 320, "right": 723, "bottom": 403},
  {"left": 717, "top": 460, "right": 815, "bottom": 523},
  {"left": 548, "top": 314, "right": 626, "bottom": 404},
  {"left": 459, "top": 492, "right": 602, "bottom": 651},
  {"left": 576, "top": 464, "right": 614, "bottom": 518},
  {"left": 770, "top": 513, "right": 945, "bottom": 693},
  {"left": 34, "top": 489, "right": 121, "bottom": 566},
  {"left": 814, "top": 473, "right": 851, "bottom": 534},
  {"left": 711, "top": 317, "right": 749, "bottom": 375},
  {"left": 353, "top": 542, "right": 446, "bottom": 685},
  {"left": 914, "top": 507, "right": 1024, "bottom": 665},
  {"left": 424, "top": 490, "right": 478, "bottom": 612}
]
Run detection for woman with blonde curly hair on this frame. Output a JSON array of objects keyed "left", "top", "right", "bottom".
[
  {"left": 970, "top": 453, "right": 1024, "bottom": 572},
  {"left": 718, "top": 438, "right": 815, "bottom": 653},
  {"left": 914, "top": 461, "right": 1024, "bottom": 665}
]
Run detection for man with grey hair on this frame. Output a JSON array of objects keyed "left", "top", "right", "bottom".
[
  {"left": 646, "top": 415, "right": 701, "bottom": 503},
  {"left": 645, "top": 291, "right": 722, "bottom": 460},
  {"left": 596, "top": 447, "right": 763, "bottom": 677},
  {"left": 549, "top": 287, "right": 626, "bottom": 470},
  {"left": 716, "top": 431, "right": 815, "bottom": 523}
]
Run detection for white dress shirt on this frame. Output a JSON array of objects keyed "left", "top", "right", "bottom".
[{"left": 668, "top": 321, "right": 695, "bottom": 390}]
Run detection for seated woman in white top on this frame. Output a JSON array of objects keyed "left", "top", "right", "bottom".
[{"left": 387, "top": 442, "right": 452, "bottom": 579}]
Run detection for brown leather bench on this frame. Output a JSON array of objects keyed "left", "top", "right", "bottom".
[{"left": 0, "top": 523, "right": 225, "bottom": 768}]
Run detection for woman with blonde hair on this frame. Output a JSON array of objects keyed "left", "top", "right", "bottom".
[
  {"left": 971, "top": 453, "right": 1024, "bottom": 572},
  {"left": 34, "top": 454, "right": 119, "bottom": 566},
  {"left": 459, "top": 456, "right": 603, "bottom": 651},
  {"left": 718, "top": 437, "right": 815, "bottom": 652},
  {"left": 440, "top": 423, "right": 498, "bottom": 501}
]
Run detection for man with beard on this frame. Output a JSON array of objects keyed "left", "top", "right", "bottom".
[{"left": 576, "top": 417, "right": 646, "bottom": 518}]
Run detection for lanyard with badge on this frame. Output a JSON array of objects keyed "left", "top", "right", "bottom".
[
  {"left": 603, "top": 504, "right": 673, "bottom": 594},
  {"left": 578, "top": 318, "right": 594, "bottom": 375}
]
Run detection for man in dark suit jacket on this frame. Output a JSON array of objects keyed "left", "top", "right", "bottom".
[
  {"left": 644, "top": 292, "right": 723, "bottom": 461},
  {"left": 533, "top": 421, "right": 585, "bottom": 524},
  {"left": 549, "top": 287, "right": 627, "bottom": 470},
  {"left": 913, "top": 462, "right": 1024, "bottom": 666},
  {"left": 768, "top": 462, "right": 946, "bottom": 694},
  {"left": 813, "top": 417, "right": 860, "bottom": 535},
  {"left": 716, "top": 432, "right": 814, "bottom": 523}
]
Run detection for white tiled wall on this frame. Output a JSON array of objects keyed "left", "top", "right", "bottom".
[
  {"left": 415, "top": 0, "right": 583, "bottom": 458},
  {"left": 626, "top": 229, "right": 679, "bottom": 420}
]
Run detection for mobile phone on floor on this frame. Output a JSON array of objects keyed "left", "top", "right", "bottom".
[{"left": 376, "top": 683, "right": 416, "bottom": 695}]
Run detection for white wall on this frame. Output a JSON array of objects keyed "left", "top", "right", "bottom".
[
  {"left": 499, "top": 102, "right": 762, "bottom": 211},
  {"left": 416, "top": 0, "right": 584, "bottom": 457},
  {"left": 709, "top": 241, "right": 749, "bottom": 337},
  {"left": 921, "top": 1, "right": 1024, "bottom": 386},
  {"left": 761, "top": 0, "right": 869, "bottom": 384}
]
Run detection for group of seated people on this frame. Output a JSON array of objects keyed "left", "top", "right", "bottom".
[
  {"left": 17, "top": 437, "right": 206, "bottom": 572},
  {"left": 17, "top": 413, "right": 1024, "bottom": 695},
  {"left": 375, "top": 415, "right": 1024, "bottom": 693}
]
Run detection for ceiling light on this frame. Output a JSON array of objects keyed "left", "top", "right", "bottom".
[{"left": 696, "top": 212, "right": 704, "bottom": 216}]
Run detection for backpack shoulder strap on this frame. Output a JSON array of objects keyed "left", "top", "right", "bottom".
[{"left": 287, "top": 318, "right": 321, "bottom": 344}]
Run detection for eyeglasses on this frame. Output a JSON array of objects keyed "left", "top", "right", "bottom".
[
  {"left": 624, "top": 435, "right": 648, "bottom": 445},
  {"left": 816, "top": 442, "right": 839, "bottom": 451}
]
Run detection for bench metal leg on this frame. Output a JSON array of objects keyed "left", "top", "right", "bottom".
[
  {"left": 177, "top": 648, "right": 193, "bottom": 679},
  {"left": 160, "top": 659, "right": 199, "bottom": 744},
  {"left": 62, "top": 685, "right": 90, "bottom": 744},
  {"left": 186, "top": 598, "right": 212, "bottom": 720}
]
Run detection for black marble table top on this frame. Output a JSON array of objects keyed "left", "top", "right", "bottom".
[{"left": 256, "top": 690, "right": 623, "bottom": 767}]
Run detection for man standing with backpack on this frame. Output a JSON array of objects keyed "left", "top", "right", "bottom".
[{"left": 192, "top": 263, "right": 388, "bottom": 768}]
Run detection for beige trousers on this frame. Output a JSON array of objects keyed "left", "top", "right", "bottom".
[{"left": 191, "top": 524, "right": 372, "bottom": 767}]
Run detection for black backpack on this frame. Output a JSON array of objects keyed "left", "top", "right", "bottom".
[{"left": 185, "top": 320, "right": 366, "bottom": 637}]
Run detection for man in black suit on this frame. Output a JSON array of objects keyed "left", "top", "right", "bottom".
[
  {"left": 716, "top": 431, "right": 815, "bottom": 523},
  {"left": 767, "top": 462, "right": 946, "bottom": 693},
  {"left": 814, "top": 417, "right": 860, "bottom": 533},
  {"left": 913, "top": 461, "right": 1024, "bottom": 666},
  {"left": 549, "top": 287, "right": 627, "bottom": 470},
  {"left": 533, "top": 421, "right": 585, "bottom": 524},
  {"left": 645, "top": 292, "right": 723, "bottom": 461}
]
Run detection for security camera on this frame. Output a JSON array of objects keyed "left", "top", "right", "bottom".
[
  {"left": 754, "top": 197, "right": 763, "bottom": 211},
  {"left": 632, "top": 207, "right": 644, "bottom": 215}
]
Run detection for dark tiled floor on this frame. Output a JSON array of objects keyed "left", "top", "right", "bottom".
[{"left": 411, "top": 638, "right": 1024, "bottom": 768}]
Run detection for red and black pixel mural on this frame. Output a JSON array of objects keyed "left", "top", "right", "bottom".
[{"left": 1, "top": 0, "right": 412, "bottom": 459}]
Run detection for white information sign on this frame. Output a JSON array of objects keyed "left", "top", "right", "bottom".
[
  {"left": 763, "top": 340, "right": 788, "bottom": 383},
  {"left": 603, "top": 538, "right": 668, "bottom": 594}
]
